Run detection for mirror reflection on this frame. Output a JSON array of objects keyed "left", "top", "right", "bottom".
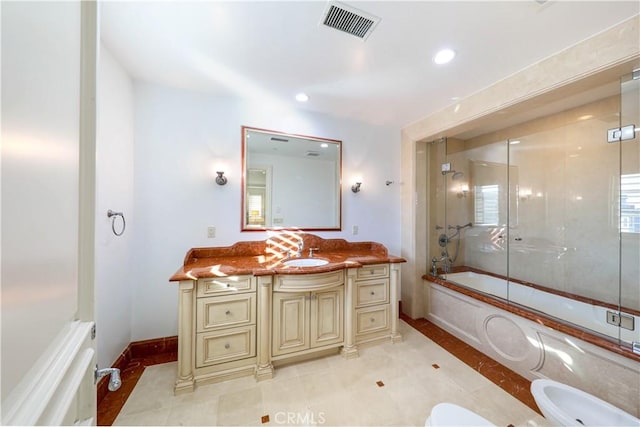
[{"left": 242, "top": 126, "right": 342, "bottom": 231}]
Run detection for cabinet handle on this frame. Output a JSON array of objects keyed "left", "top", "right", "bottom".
[
  {"left": 224, "top": 343, "right": 230, "bottom": 349},
  {"left": 225, "top": 310, "right": 231, "bottom": 315}
]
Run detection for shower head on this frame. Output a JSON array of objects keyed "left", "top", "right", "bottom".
[{"left": 442, "top": 170, "right": 464, "bottom": 179}]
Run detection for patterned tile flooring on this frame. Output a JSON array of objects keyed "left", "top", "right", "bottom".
[{"left": 112, "top": 320, "right": 547, "bottom": 426}]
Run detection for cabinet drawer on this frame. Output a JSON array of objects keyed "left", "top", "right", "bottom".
[
  {"left": 274, "top": 270, "right": 344, "bottom": 292},
  {"left": 196, "top": 293, "right": 256, "bottom": 332},
  {"left": 197, "top": 275, "right": 255, "bottom": 297},
  {"left": 355, "top": 278, "right": 389, "bottom": 308},
  {"left": 356, "top": 264, "right": 389, "bottom": 280},
  {"left": 355, "top": 305, "right": 390, "bottom": 337},
  {"left": 196, "top": 325, "right": 256, "bottom": 367}
]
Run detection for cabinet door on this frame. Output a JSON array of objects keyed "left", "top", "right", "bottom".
[
  {"left": 310, "top": 287, "right": 344, "bottom": 348},
  {"left": 272, "top": 292, "right": 308, "bottom": 356}
]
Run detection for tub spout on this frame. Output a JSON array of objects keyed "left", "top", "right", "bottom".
[{"left": 431, "top": 256, "right": 451, "bottom": 276}]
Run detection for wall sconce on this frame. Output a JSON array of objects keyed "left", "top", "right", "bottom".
[
  {"left": 215, "top": 171, "right": 227, "bottom": 186},
  {"left": 351, "top": 182, "right": 362, "bottom": 193}
]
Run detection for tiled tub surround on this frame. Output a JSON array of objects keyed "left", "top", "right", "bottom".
[
  {"left": 442, "top": 270, "right": 640, "bottom": 345},
  {"left": 424, "top": 273, "right": 640, "bottom": 418},
  {"left": 169, "top": 233, "right": 405, "bottom": 393}
]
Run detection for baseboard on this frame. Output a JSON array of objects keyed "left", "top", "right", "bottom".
[{"left": 96, "top": 336, "right": 177, "bottom": 424}]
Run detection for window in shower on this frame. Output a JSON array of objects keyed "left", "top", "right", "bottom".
[
  {"left": 474, "top": 184, "right": 499, "bottom": 225},
  {"left": 621, "top": 173, "right": 640, "bottom": 233},
  {"left": 470, "top": 160, "right": 517, "bottom": 227}
]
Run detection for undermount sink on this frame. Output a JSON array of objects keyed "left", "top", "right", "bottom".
[
  {"left": 531, "top": 379, "right": 640, "bottom": 427},
  {"left": 283, "top": 258, "right": 329, "bottom": 267}
]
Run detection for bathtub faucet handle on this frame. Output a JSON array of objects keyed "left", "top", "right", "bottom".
[{"left": 431, "top": 257, "right": 439, "bottom": 277}]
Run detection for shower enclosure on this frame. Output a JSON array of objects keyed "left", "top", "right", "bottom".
[{"left": 427, "top": 70, "right": 640, "bottom": 349}]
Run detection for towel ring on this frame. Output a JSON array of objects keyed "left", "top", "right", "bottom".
[{"left": 107, "top": 209, "right": 126, "bottom": 236}]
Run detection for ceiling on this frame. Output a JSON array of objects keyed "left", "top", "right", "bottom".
[{"left": 100, "top": 1, "right": 640, "bottom": 129}]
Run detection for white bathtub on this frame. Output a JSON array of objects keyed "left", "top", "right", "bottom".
[{"left": 443, "top": 271, "right": 640, "bottom": 344}]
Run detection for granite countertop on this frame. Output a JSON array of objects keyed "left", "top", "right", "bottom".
[{"left": 169, "top": 233, "right": 405, "bottom": 281}]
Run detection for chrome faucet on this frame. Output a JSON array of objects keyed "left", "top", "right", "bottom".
[
  {"left": 308, "top": 247, "right": 319, "bottom": 257},
  {"left": 431, "top": 255, "right": 451, "bottom": 276}
]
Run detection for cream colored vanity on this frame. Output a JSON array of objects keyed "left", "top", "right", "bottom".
[
  {"left": 170, "top": 236, "right": 404, "bottom": 393},
  {"left": 271, "top": 270, "right": 344, "bottom": 358}
]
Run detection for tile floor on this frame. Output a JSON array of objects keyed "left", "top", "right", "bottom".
[{"left": 114, "top": 321, "right": 548, "bottom": 426}]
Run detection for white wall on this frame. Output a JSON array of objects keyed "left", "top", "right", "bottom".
[
  {"left": 95, "top": 45, "right": 135, "bottom": 368},
  {"left": 1, "top": 1, "right": 81, "bottom": 400},
  {"left": 131, "top": 81, "right": 401, "bottom": 340}
]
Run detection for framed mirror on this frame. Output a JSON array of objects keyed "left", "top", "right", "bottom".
[{"left": 241, "top": 126, "right": 342, "bottom": 231}]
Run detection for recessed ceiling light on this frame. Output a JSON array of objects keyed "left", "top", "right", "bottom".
[
  {"left": 433, "top": 48, "right": 455, "bottom": 65},
  {"left": 295, "top": 93, "right": 309, "bottom": 102}
]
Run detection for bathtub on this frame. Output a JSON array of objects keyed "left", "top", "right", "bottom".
[
  {"left": 442, "top": 271, "right": 640, "bottom": 345},
  {"left": 424, "top": 272, "right": 640, "bottom": 418}
]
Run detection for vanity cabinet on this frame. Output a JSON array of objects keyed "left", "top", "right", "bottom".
[
  {"left": 174, "top": 274, "right": 258, "bottom": 394},
  {"left": 272, "top": 288, "right": 344, "bottom": 356},
  {"left": 271, "top": 270, "right": 345, "bottom": 359},
  {"left": 195, "top": 292, "right": 256, "bottom": 367},
  {"left": 172, "top": 236, "right": 404, "bottom": 393},
  {"left": 353, "top": 264, "right": 392, "bottom": 344}
]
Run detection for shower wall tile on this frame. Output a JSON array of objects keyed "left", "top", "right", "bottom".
[{"left": 439, "top": 95, "right": 640, "bottom": 312}]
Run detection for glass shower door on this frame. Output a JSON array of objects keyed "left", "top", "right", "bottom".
[
  {"left": 619, "top": 70, "right": 640, "bottom": 348},
  {"left": 507, "top": 89, "right": 623, "bottom": 340}
]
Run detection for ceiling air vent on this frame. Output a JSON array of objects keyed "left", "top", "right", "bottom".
[
  {"left": 305, "top": 151, "right": 320, "bottom": 157},
  {"left": 321, "top": 2, "right": 380, "bottom": 41}
]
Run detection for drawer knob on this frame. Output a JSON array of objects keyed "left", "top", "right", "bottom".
[
  {"left": 226, "top": 284, "right": 231, "bottom": 288},
  {"left": 370, "top": 318, "right": 375, "bottom": 323},
  {"left": 225, "top": 343, "right": 230, "bottom": 349},
  {"left": 370, "top": 271, "right": 374, "bottom": 275},
  {"left": 370, "top": 291, "right": 375, "bottom": 295},
  {"left": 225, "top": 310, "right": 231, "bottom": 315}
]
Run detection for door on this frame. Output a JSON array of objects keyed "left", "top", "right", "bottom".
[
  {"left": 310, "top": 288, "right": 344, "bottom": 347},
  {"left": 619, "top": 69, "right": 640, "bottom": 347},
  {"left": 272, "top": 292, "right": 308, "bottom": 356},
  {"left": 1, "top": 1, "right": 98, "bottom": 424}
]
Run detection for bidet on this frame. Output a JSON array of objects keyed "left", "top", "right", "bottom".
[{"left": 531, "top": 379, "right": 639, "bottom": 426}]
